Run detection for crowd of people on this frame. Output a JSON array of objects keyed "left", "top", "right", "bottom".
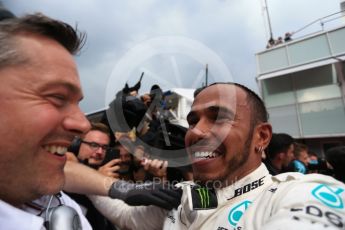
[
  {"left": 0, "top": 8, "right": 345, "bottom": 230},
  {"left": 266, "top": 32, "right": 293, "bottom": 49},
  {"left": 263, "top": 133, "right": 344, "bottom": 183}
]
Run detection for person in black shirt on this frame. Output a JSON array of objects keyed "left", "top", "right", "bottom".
[{"left": 263, "top": 133, "right": 295, "bottom": 175}]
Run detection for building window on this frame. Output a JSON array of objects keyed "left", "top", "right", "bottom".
[
  {"left": 293, "top": 65, "right": 341, "bottom": 103},
  {"left": 262, "top": 75, "right": 295, "bottom": 107},
  {"left": 299, "top": 98, "right": 345, "bottom": 136}
]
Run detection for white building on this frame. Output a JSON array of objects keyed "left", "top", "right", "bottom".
[{"left": 256, "top": 21, "right": 345, "bottom": 155}]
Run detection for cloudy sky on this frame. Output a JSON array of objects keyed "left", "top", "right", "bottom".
[{"left": 3, "top": 0, "right": 343, "bottom": 113}]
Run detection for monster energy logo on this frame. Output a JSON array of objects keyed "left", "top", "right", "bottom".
[
  {"left": 191, "top": 186, "right": 217, "bottom": 210},
  {"left": 196, "top": 188, "right": 210, "bottom": 208}
]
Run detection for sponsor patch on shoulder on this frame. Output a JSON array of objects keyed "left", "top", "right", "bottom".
[{"left": 190, "top": 185, "right": 218, "bottom": 210}]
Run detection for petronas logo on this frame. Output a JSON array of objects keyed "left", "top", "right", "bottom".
[{"left": 196, "top": 188, "right": 210, "bottom": 208}]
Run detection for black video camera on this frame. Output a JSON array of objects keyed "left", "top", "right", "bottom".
[{"left": 101, "top": 148, "right": 129, "bottom": 175}]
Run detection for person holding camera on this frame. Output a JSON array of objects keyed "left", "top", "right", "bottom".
[
  {"left": 67, "top": 121, "right": 174, "bottom": 229},
  {"left": 66, "top": 122, "right": 120, "bottom": 230},
  {"left": 67, "top": 122, "right": 122, "bottom": 178}
]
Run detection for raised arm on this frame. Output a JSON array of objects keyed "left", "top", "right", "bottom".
[
  {"left": 64, "top": 161, "right": 114, "bottom": 196},
  {"left": 63, "top": 161, "right": 182, "bottom": 210}
]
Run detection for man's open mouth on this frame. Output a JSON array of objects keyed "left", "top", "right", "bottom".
[
  {"left": 193, "top": 151, "right": 218, "bottom": 159},
  {"left": 192, "top": 148, "right": 224, "bottom": 160},
  {"left": 44, "top": 145, "right": 68, "bottom": 157}
]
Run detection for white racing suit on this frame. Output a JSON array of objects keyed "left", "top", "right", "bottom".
[
  {"left": 163, "top": 164, "right": 345, "bottom": 229},
  {"left": 90, "top": 164, "right": 345, "bottom": 230}
]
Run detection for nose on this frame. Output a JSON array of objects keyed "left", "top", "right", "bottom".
[
  {"left": 96, "top": 146, "right": 106, "bottom": 153},
  {"left": 95, "top": 148, "right": 105, "bottom": 156},
  {"left": 190, "top": 118, "right": 211, "bottom": 138},
  {"left": 63, "top": 106, "right": 91, "bottom": 135},
  {"left": 91, "top": 149, "right": 105, "bottom": 159},
  {"left": 190, "top": 127, "right": 208, "bottom": 137},
  {"left": 186, "top": 119, "right": 211, "bottom": 146}
]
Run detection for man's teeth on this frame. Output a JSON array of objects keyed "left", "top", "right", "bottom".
[
  {"left": 194, "top": 151, "right": 217, "bottom": 159},
  {"left": 44, "top": 145, "right": 67, "bottom": 156}
]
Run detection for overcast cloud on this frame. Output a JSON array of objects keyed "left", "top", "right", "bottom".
[{"left": 3, "top": 0, "right": 343, "bottom": 113}]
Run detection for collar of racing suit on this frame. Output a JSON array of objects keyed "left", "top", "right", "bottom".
[{"left": 178, "top": 163, "right": 272, "bottom": 227}]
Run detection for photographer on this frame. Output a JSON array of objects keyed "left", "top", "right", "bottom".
[{"left": 67, "top": 122, "right": 119, "bottom": 230}]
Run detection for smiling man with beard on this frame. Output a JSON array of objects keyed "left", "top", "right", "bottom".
[
  {"left": 163, "top": 83, "right": 273, "bottom": 228},
  {"left": 185, "top": 83, "right": 265, "bottom": 187},
  {"left": 68, "top": 83, "right": 345, "bottom": 229},
  {"left": 161, "top": 83, "right": 345, "bottom": 229}
]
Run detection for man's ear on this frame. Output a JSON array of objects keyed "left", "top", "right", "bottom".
[{"left": 254, "top": 122, "right": 272, "bottom": 150}]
